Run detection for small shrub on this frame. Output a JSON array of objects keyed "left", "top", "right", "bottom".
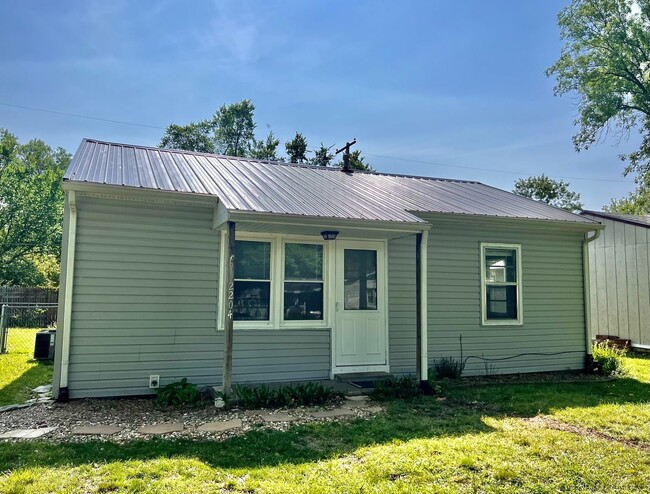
[
  {"left": 371, "top": 375, "right": 422, "bottom": 400},
  {"left": 155, "top": 378, "right": 202, "bottom": 407},
  {"left": 433, "top": 356, "right": 465, "bottom": 379},
  {"left": 591, "top": 340, "right": 627, "bottom": 376},
  {"left": 234, "top": 382, "right": 342, "bottom": 409}
]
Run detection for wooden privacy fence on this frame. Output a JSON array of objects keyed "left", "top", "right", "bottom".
[{"left": 0, "top": 286, "right": 58, "bottom": 305}]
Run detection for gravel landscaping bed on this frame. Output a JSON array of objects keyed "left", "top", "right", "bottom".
[{"left": 0, "top": 397, "right": 382, "bottom": 443}]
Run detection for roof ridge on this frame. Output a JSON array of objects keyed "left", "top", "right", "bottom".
[{"left": 80, "top": 137, "right": 481, "bottom": 185}]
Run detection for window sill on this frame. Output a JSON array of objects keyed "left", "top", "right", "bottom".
[{"left": 481, "top": 320, "right": 523, "bottom": 327}]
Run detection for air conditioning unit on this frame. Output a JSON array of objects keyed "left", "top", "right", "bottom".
[{"left": 34, "top": 329, "right": 56, "bottom": 360}]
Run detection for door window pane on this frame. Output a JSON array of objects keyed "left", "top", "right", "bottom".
[{"left": 344, "top": 249, "right": 377, "bottom": 310}]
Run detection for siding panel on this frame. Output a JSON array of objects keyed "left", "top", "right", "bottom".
[
  {"left": 420, "top": 215, "right": 586, "bottom": 376},
  {"left": 68, "top": 197, "right": 331, "bottom": 398}
]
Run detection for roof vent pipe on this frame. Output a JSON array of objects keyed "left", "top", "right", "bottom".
[{"left": 336, "top": 139, "right": 357, "bottom": 173}]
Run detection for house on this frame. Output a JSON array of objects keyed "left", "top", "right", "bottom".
[
  {"left": 52, "top": 139, "right": 603, "bottom": 399},
  {"left": 580, "top": 210, "right": 650, "bottom": 350}
]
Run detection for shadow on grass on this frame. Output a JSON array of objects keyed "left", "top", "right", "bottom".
[
  {"left": 0, "top": 371, "right": 647, "bottom": 473},
  {"left": 0, "top": 358, "right": 53, "bottom": 406}
]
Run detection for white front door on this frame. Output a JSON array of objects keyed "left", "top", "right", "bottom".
[{"left": 333, "top": 240, "right": 388, "bottom": 372}]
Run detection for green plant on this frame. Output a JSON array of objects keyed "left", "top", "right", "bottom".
[
  {"left": 234, "top": 382, "right": 342, "bottom": 409},
  {"left": 371, "top": 375, "right": 423, "bottom": 400},
  {"left": 433, "top": 356, "right": 465, "bottom": 379},
  {"left": 155, "top": 378, "right": 202, "bottom": 407},
  {"left": 591, "top": 340, "right": 627, "bottom": 376}
]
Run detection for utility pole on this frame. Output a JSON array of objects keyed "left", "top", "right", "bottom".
[{"left": 336, "top": 139, "right": 357, "bottom": 173}]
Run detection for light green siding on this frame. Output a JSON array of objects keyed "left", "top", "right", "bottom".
[
  {"left": 67, "top": 196, "right": 330, "bottom": 398},
  {"left": 422, "top": 215, "right": 586, "bottom": 376},
  {"left": 388, "top": 235, "right": 417, "bottom": 374}
]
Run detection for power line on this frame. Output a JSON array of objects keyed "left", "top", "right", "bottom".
[
  {"left": 1, "top": 100, "right": 634, "bottom": 184},
  {"left": 364, "top": 153, "right": 634, "bottom": 184},
  {"left": 0, "top": 102, "right": 165, "bottom": 130}
]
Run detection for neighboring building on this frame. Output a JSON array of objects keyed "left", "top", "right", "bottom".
[
  {"left": 581, "top": 210, "right": 650, "bottom": 350},
  {"left": 52, "top": 139, "right": 603, "bottom": 399}
]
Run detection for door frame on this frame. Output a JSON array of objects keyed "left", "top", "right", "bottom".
[{"left": 330, "top": 239, "right": 390, "bottom": 376}]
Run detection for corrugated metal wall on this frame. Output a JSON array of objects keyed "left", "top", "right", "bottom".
[
  {"left": 420, "top": 215, "right": 587, "bottom": 376},
  {"left": 585, "top": 216, "right": 650, "bottom": 346}
]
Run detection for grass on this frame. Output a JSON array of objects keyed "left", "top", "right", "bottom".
[
  {"left": 0, "top": 354, "right": 648, "bottom": 493},
  {"left": 0, "top": 328, "right": 53, "bottom": 406}
]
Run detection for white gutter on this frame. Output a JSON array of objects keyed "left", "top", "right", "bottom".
[
  {"left": 631, "top": 343, "right": 650, "bottom": 351},
  {"left": 60, "top": 191, "right": 77, "bottom": 389},
  {"left": 420, "top": 229, "right": 429, "bottom": 380},
  {"left": 583, "top": 228, "right": 601, "bottom": 355}
]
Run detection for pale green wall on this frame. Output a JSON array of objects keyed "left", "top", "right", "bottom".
[{"left": 421, "top": 215, "right": 587, "bottom": 376}]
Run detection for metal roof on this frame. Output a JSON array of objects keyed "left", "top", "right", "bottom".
[
  {"left": 581, "top": 210, "right": 650, "bottom": 229},
  {"left": 64, "top": 139, "right": 598, "bottom": 226}
]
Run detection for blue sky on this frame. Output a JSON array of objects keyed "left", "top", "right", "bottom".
[{"left": 0, "top": 0, "right": 639, "bottom": 209}]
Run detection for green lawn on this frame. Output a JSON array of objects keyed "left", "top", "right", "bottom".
[
  {"left": 0, "top": 354, "right": 648, "bottom": 493},
  {"left": 0, "top": 328, "right": 53, "bottom": 406}
]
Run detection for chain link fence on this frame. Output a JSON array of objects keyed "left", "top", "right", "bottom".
[{"left": 0, "top": 304, "right": 58, "bottom": 354}]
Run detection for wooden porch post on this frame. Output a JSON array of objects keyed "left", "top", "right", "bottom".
[{"left": 223, "top": 221, "right": 236, "bottom": 394}]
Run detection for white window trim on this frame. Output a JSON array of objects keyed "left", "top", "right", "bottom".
[
  {"left": 480, "top": 242, "right": 523, "bottom": 326},
  {"left": 281, "top": 238, "right": 329, "bottom": 328},
  {"left": 218, "top": 232, "right": 329, "bottom": 330}
]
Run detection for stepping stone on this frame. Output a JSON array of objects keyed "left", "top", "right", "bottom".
[
  {"left": 244, "top": 409, "right": 265, "bottom": 417},
  {"left": 138, "top": 423, "right": 184, "bottom": 435},
  {"left": 32, "top": 385, "right": 52, "bottom": 394},
  {"left": 345, "top": 395, "right": 369, "bottom": 402},
  {"left": 364, "top": 406, "right": 383, "bottom": 414},
  {"left": 310, "top": 409, "right": 355, "bottom": 419},
  {"left": 0, "top": 427, "right": 56, "bottom": 439},
  {"left": 72, "top": 425, "right": 123, "bottom": 435},
  {"left": 198, "top": 419, "right": 242, "bottom": 432},
  {"left": 260, "top": 413, "right": 297, "bottom": 423},
  {"left": 341, "top": 399, "right": 370, "bottom": 409}
]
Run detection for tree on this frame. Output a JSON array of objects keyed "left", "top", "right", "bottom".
[
  {"left": 310, "top": 143, "right": 335, "bottom": 167},
  {"left": 547, "top": 0, "right": 650, "bottom": 179},
  {"left": 0, "top": 130, "right": 70, "bottom": 285},
  {"left": 213, "top": 99, "right": 256, "bottom": 157},
  {"left": 159, "top": 120, "right": 217, "bottom": 153},
  {"left": 513, "top": 174, "right": 584, "bottom": 212},
  {"left": 336, "top": 149, "right": 375, "bottom": 172},
  {"left": 250, "top": 130, "right": 281, "bottom": 161},
  {"left": 285, "top": 132, "right": 309, "bottom": 163},
  {"left": 607, "top": 176, "right": 650, "bottom": 213}
]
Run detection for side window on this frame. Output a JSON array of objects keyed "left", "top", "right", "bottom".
[
  {"left": 481, "top": 244, "right": 522, "bottom": 325},
  {"left": 283, "top": 243, "right": 324, "bottom": 320},
  {"left": 233, "top": 240, "right": 271, "bottom": 321}
]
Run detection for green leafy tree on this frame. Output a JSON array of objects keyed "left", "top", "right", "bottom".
[
  {"left": 310, "top": 143, "right": 335, "bottom": 167},
  {"left": 607, "top": 176, "right": 650, "bottom": 213},
  {"left": 0, "top": 130, "right": 70, "bottom": 285},
  {"left": 250, "top": 130, "right": 281, "bottom": 161},
  {"left": 336, "top": 149, "right": 375, "bottom": 172},
  {"left": 159, "top": 120, "right": 217, "bottom": 153},
  {"left": 285, "top": 132, "right": 309, "bottom": 163},
  {"left": 513, "top": 174, "right": 584, "bottom": 212},
  {"left": 546, "top": 0, "right": 650, "bottom": 179},
  {"left": 213, "top": 99, "right": 256, "bottom": 157}
]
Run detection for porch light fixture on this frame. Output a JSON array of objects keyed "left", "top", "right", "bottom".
[{"left": 320, "top": 230, "right": 339, "bottom": 241}]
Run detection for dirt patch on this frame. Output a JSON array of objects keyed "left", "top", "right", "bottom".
[{"left": 525, "top": 415, "right": 650, "bottom": 452}]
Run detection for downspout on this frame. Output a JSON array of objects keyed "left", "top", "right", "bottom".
[
  {"left": 59, "top": 190, "right": 77, "bottom": 399},
  {"left": 417, "top": 230, "right": 429, "bottom": 382},
  {"left": 583, "top": 228, "right": 601, "bottom": 356}
]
